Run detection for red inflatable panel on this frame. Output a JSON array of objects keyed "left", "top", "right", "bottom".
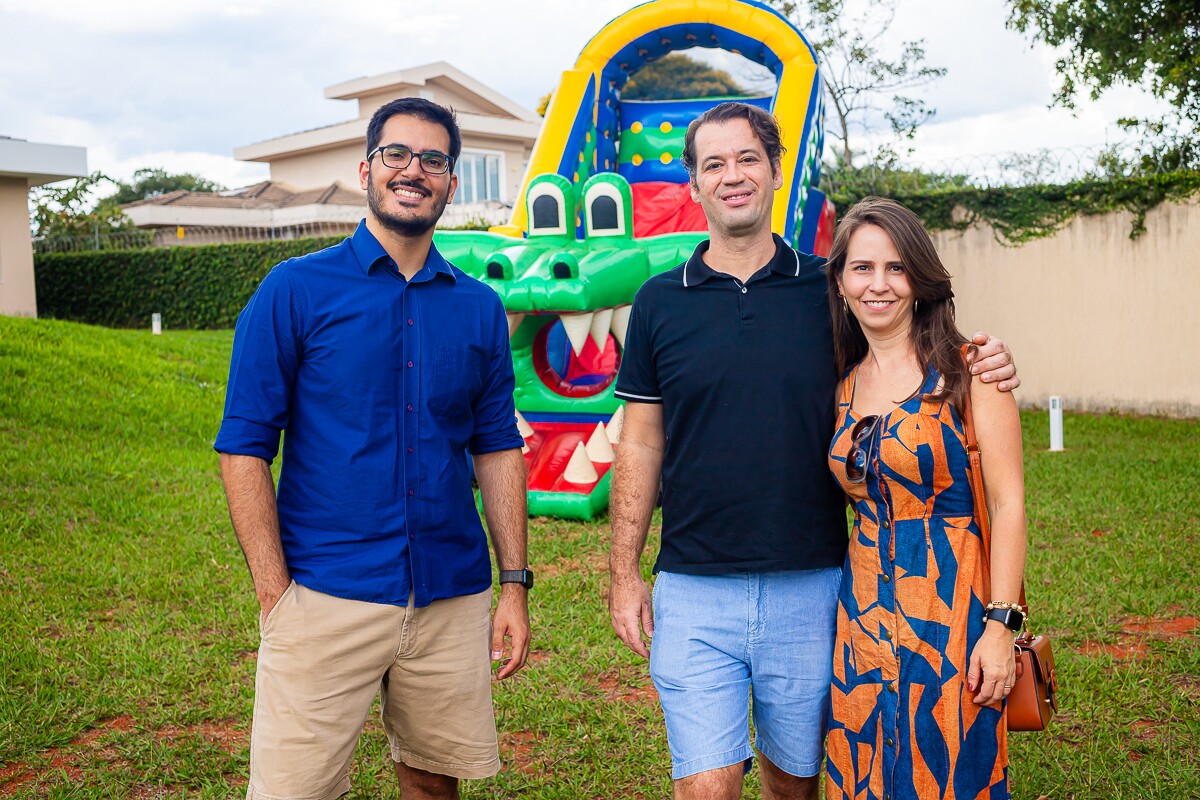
[
  {"left": 523, "top": 421, "right": 613, "bottom": 493},
  {"left": 814, "top": 198, "right": 836, "bottom": 257},
  {"left": 631, "top": 182, "right": 709, "bottom": 238}
]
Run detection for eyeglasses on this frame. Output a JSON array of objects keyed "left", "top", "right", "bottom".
[
  {"left": 369, "top": 144, "right": 454, "bottom": 175},
  {"left": 845, "top": 414, "right": 881, "bottom": 484}
]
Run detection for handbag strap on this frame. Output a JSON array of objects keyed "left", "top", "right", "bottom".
[{"left": 959, "top": 344, "right": 1029, "bottom": 614}]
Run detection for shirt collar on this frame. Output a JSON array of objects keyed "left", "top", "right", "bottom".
[
  {"left": 348, "top": 219, "right": 456, "bottom": 283},
  {"left": 682, "top": 233, "right": 801, "bottom": 287}
]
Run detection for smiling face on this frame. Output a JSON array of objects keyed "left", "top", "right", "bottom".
[
  {"left": 837, "top": 223, "right": 916, "bottom": 338},
  {"left": 359, "top": 113, "right": 458, "bottom": 239},
  {"left": 688, "top": 118, "right": 783, "bottom": 241}
]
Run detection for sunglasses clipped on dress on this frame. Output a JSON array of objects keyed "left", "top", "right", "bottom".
[{"left": 845, "top": 414, "right": 882, "bottom": 484}]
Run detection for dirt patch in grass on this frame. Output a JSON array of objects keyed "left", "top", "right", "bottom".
[
  {"left": 540, "top": 550, "right": 609, "bottom": 579},
  {"left": 154, "top": 720, "right": 247, "bottom": 753},
  {"left": 1121, "top": 615, "right": 1197, "bottom": 638},
  {"left": 0, "top": 716, "right": 245, "bottom": 796},
  {"left": 589, "top": 667, "right": 660, "bottom": 706},
  {"left": 500, "top": 731, "right": 545, "bottom": 776},
  {"left": 1077, "top": 612, "right": 1197, "bottom": 659}
]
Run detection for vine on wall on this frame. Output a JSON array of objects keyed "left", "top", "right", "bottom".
[{"left": 828, "top": 170, "right": 1200, "bottom": 245}]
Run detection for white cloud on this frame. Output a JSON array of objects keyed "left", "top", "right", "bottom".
[{"left": 0, "top": 0, "right": 1173, "bottom": 190}]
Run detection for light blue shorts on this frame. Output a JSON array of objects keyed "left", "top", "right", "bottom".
[{"left": 649, "top": 568, "right": 841, "bottom": 780}]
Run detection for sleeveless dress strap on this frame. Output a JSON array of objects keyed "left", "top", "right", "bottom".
[{"left": 838, "top": 364, "right": 859, "bottom": 408}]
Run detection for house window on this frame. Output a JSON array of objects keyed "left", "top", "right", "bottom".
[{"left": 456, "top": 151, "right": 504, "bottom": 203}]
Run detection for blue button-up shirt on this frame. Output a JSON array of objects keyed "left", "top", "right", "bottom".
[{"left": 214, "top": 221, "right": 524, "bottom": 607}]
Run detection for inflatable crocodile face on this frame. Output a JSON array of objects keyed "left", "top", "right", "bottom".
[{"left": 434, "top": 172, "right": 705, "bottom": 519}]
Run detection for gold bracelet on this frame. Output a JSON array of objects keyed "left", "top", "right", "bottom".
[{"left": 985, "top": 601, "right": 1023, "bottom": 612}]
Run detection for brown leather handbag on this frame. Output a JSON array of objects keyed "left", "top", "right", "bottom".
[{"left": 959, "top": 345, "right": 1059, "bottom": 731}]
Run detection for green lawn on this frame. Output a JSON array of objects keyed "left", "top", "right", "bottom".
[{"left": 1, "top": 316, "right": 1197, "bottom": 799}]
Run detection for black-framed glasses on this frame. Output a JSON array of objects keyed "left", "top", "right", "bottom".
[
  {"left": 369, "top": 144, "right": 454, "bottom": 175},
  {"left": 845, "top": 414, "right": 881, "bottom": 484}
]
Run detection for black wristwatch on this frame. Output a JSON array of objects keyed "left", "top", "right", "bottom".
[
  {"left": 984, "top": 607, "right": 1025, "bottom": 632},
  {"left": 499, "top": 569, "right": 534, "bottom": 589}
]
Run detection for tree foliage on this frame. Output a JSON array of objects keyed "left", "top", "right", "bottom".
[
  {"left": 1006, "top": 1, "right": 1200, "bottom": 124},
  {"left": 767, "top": 0, "right": 946, "bottom": 168},
  {"left": 622, "top": 54, "right": 749, "bottom": 101},
  {"left": 29, "top": 172, "right": 140, "bottom": 246},
  {"left": 107, "top": 167, "right": 225, "bottom": 205}
]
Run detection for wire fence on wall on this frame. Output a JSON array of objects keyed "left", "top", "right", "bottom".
[{"left": 32, "top": 203, "right": 512, "bottom": 255}]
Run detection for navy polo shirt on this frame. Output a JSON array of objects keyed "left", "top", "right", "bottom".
[
  {"left": 214, "top": 221, "right": 524, "bottom": 607},
  {"left": 614, "top": 234, "right": 848, "bottom": 574}
]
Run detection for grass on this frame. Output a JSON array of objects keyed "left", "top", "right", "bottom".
[{"left": 0, "top": 315, "right": 1197, "bottom": 799}]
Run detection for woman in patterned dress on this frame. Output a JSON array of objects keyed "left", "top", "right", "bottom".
[{"left": 823, "top": 197, "right": 1027, "bottom": 799}]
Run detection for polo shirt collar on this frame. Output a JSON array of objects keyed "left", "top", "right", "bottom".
[
  {"left": 349, "top": 219, "right": 456, "bottom": 282},
  {"left": 682, "top": 233, "right": 801, "bottom": 287}
]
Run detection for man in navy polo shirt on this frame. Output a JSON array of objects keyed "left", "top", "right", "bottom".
[
  {"left": 215, "top": 98, "right": 530, "bottom": 800},
  {"left": 608, "top": 102, "right": 1017, "bottom": 800}
]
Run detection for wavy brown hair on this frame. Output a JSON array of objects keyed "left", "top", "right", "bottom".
[{"left": 825, "top": 196, "right": 973, "bottom": 413}]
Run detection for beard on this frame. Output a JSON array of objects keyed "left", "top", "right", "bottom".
[{"left": 367, "top": 175, "right": 451, "bottom": 237}]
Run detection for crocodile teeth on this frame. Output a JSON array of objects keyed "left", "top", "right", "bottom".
[
  {"left": 589, "top": 308, "right": 614, "bottom": 350},
  {"left": 610, "top": 305, "right": 632, "bottom": 348},
  {"left": 514, "top": 410, "right": 534, "bottom": 438},
  {"left": 606, "top": 405, "right": 624, "bottom": 444},
  {"left": 560, "top": 312, "right": 594, "bottom": 356},
  {"left": 506, "top": 313, "right": 526, "bottom": 337},
  {"left": 585, "top": 422, "right": 614, "bottom": 464},
  {"left": 563, "top": 441, "right": 599, "bottom": 484}
]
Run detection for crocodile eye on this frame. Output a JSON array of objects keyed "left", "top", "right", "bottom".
[
  {"left": 581, "top": 175, "right": 630, "bottom": 238},
  {"left": 552, "top": 262, "right": 572, "bottom": 279},
  {"left": 486, "top": 262, "right": 506, "bottom": 279},
  {"left": 526, "top": 175, "right": 572, "bottom": 237},
  {"left": 532, "top": 195, "right": 560, "bottom": 230},
  {"left": 590, "top": 195, "right": 619, "bottom": 231}
]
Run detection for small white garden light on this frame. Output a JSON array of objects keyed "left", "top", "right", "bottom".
[{"left": 1049, "top": 395, "right": 1064, "bottom": 451}]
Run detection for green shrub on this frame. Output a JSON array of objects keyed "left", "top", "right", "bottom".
[{"left": 34, "top": 237, "right": 341, "bottom": 329}]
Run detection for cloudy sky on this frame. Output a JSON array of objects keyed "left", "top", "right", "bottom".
[{"left": 1, "top": 0, "right": 1167, "bottom": 190}]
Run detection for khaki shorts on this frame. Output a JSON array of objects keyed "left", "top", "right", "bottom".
[{"left": 246, "top": 582, "right": 499, "bottom": 800}]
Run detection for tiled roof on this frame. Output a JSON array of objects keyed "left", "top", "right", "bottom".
[{"left": 121, "top": 181, "right": 365, "bottom": 210}]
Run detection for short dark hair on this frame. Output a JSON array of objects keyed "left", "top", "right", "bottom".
[
  {"left": 681, "top": 102, "right": 786, "bottom": 180},
  {"left": 365, "top": 97, "right": 462, "bottom": 161}
]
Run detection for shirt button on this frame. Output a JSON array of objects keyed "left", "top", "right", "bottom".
[
  {"left": 407, "top": 360, "right": 414, "bottom": 368},
  {"left": 408, "top": 489, "right": 415, "bottom": 497},
  {"left": 407, "top": 404, "right": 413, "bottom": 412},
  {"left": 882, "top": 520, "right": 889, "bottom": 529},
  {"left": 886, "top": 738, "right": 895, "bottom": 747},
  {"left": 887, "top": 682, "right": 897, "bottom": 693},
  {"left": 882, "top": 574, "right": 891, "bottom": 583},
  {"left": 407, "top": 446, "right": 414, "bottom": 453},
  {"left": 883, "top": 629, "right": 892, "bottom": 640},
  {"left": 407, "top": 318, "right": 414, "bottom": 326},
  {"left": 741, "top": 287, "right": 747, "bottom": 294}
]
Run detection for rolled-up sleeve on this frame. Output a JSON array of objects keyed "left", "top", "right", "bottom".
[
  {"left": 468, "top": 293, "right": 524, "bottom": 455},
  {"left": 214, "top": 266, "right": 300, "bottom": 461}
]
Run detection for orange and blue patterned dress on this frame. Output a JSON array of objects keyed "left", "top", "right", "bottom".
[{"left": 826, "top": 364, "right": 1008, "bottom": 800}]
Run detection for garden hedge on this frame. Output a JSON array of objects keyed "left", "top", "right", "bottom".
[{"left": 35, "top": 237, "right": 341, "bottom": 330}]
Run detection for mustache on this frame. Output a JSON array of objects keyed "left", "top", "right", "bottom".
[{"left": 386, "top": 179, "right": 431, "bottom": 197}]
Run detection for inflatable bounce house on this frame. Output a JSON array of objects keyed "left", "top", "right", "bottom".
[{"left": 433, "top": 0, "right": 834, "bottom": 518}]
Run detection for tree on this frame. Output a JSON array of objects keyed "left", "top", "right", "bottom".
[
  {"left": 107, "top": 167, "right": 225, "bottom": 206},
  {"left": 1006, "top": 1, "right": 1200, "bottom": 125},
  {"left": 622, "top": 54, "right": 748, "bottom": 101},
  {"left": 31, "top": 173, "right": 131, "bottom": 238},
  {"left": 29, "top": 172, "right": 154, "bottom": 251},
  {"left": 767, "top": 0, "right": 947, "bottom": 169}
]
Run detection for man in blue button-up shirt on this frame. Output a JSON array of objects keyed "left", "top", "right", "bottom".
[{"left": 215, "top": 98, "right": 529, "bottom": 800}]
